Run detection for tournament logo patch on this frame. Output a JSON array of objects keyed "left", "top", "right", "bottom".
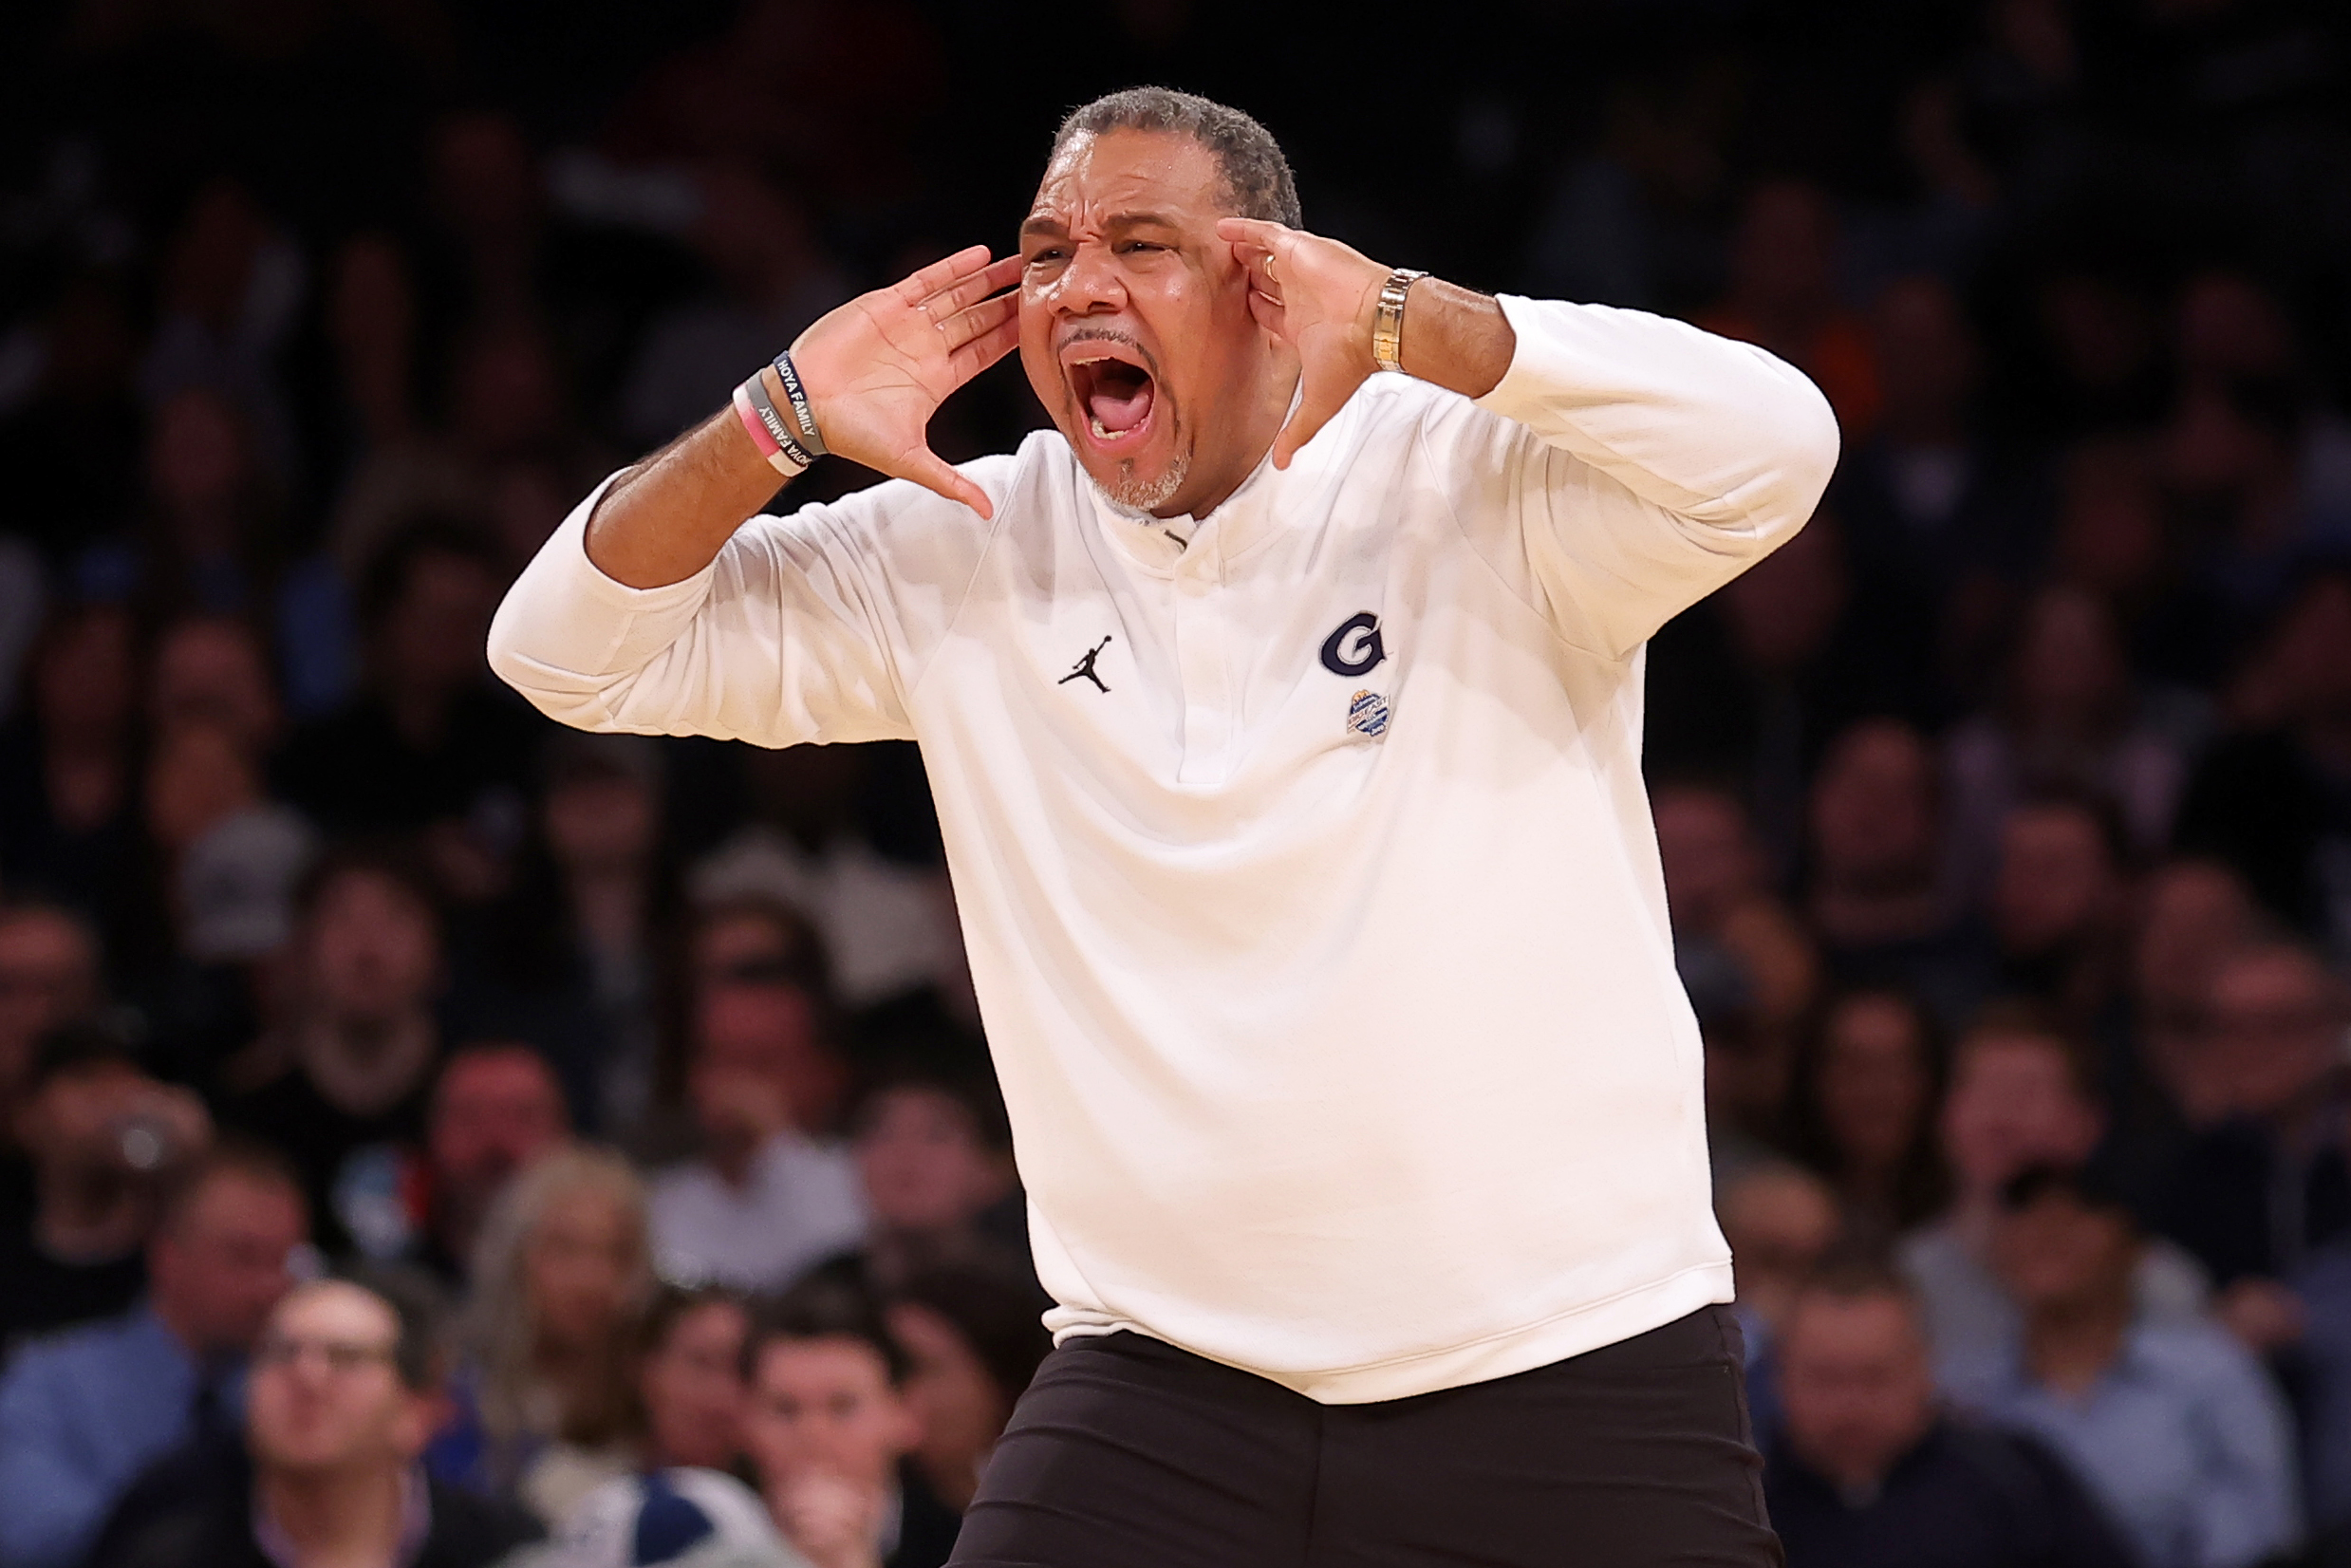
[{"left": 1346, "top": 689, "right": 1390, "bottom": 739}]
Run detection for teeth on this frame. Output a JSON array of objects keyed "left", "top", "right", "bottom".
[{"left": 1091, "top": 417, "right": 1112, "bottom": 439}]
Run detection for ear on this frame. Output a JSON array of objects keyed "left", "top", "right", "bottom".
[{"left": 390, "top": 1387, "right": 445, "bottom": 1459}]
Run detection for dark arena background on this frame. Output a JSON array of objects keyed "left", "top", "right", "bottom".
[{"left": 3, "top": 2, "right": 2351, "bottom": 1565}]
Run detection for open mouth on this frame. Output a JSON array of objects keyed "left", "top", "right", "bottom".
[{"left": 1063, "top": 341, "right": 1159, "bottom": 454}]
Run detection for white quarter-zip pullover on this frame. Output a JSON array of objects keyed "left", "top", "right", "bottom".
[{"left": 488, "top": 295, "right": 1839, "bottom": 1403}]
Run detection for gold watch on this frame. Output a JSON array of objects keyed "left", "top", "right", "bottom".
[{"left": 1371, "top": 268, "right": 1427, "bottom": 374}]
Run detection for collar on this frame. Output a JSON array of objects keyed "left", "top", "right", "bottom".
[{"left": 252, "top": 1465, "right": 432, "bottom": 1568}]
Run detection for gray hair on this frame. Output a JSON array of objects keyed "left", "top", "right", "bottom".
[{"left": 1052, "top": 87, "right": 1302, "bottom": 230}]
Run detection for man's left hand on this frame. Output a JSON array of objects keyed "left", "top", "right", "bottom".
[{"left": 1216, "top": 217, "right": 1389, "bottom": 469}]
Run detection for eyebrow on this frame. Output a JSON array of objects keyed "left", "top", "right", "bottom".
[{"left": 1018, "top": 211, "right": 1186, "bottom": 244}]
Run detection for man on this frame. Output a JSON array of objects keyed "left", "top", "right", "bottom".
[
  {"left": 742, "top": 1277, "right": 960, "bottom": 1568},
  {"left": 490, "top": 88, "right": 1837, "bottom": 1564},
  {"left": 1900, "top": 1007, "right": 2208, "bottom": 1382},
  {"left": 0, "top": 902, "right": 104, "bottom": 1217},
  {"left": 84, "top": 1273, "right": 544, "bottom": 1568},
  {"left": 649, "top": 975, "right": 866, "bottom": 1290},
  {"left": 0, "top": 1023, "right": 213, "bottom": 1350},
  {"left": 221, "top": 849, "right": 448, "bottom": 1257},
  {"left": 1949, "top": 1164, "right": 2301, "bottom": 1568},
  {"left": 411, "top": 1040, "right": 570, "bottom": 1280},
  {"left": 1766, "top": 1266, "right": 2135, "bottom": 1568},
  {"left": 0, "top": 1143, "right": 307, "bottom": 1568}
]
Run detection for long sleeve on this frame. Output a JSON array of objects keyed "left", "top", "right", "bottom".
[
  {"left": 487, "top": 459, "right": 1014, "bottom": 749},
  {"left": 0, "top": 1329, "right": 193, "bottom": 1568},
  {"left": 2186, "top": 1342, "right": 2303, "bottom": 1568},
  {"left": 1448, "top": 294, "right": 1840, "bottom": 661}
]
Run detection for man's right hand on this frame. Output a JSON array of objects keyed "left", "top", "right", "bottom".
[
  {"left": 585, "top": 245, "right": 1018, "bottom": 589},
  {"left": 793, "top": 246, "right": 1022, "bottom": 518}
]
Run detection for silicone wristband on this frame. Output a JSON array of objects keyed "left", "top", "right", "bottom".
[
  {"left": 733, "top": 381, "right": 807, "bottom": 476},
  {"left": 769, "top": 350, "right": 828, "bottom": 457}
]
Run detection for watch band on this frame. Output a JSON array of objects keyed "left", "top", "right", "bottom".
[{"left": 1371, "top": 268, "right": 1427, "bottom": 374}]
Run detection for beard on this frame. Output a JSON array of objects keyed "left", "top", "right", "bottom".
[{"left": 1096, "top": 440, "right": 1192, "bottom": 513}]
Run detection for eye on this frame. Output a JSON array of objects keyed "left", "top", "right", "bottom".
[
  {"left": 1025, "top": 247, "right": 1068, "bottom": 266},
  {"left": 1118, "top": 241, "right": 1163, "bottom": 254}
]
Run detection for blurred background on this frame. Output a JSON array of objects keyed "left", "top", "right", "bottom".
[{"left": 1, "top": 1, "right": 2350, "bottom": 1565}]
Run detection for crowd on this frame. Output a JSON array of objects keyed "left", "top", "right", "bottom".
[{"left": 1, "top": 0, "right": 2349, "bottom": 1565}]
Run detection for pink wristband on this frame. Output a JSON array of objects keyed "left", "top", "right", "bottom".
[{"left": 732, "top": 383, "right": 803, "bottom": 476}]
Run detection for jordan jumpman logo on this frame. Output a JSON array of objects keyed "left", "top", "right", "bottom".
[{"left": 1058, "top": 635, "right": 1113, "bottom": 693}]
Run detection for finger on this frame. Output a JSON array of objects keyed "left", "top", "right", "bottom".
[
  {"left": 941, "top": 290, "right": 1017, "bottom": 351},
  {"left": 892, "top": 243, "right": 995, "bottom": 305},
  {"left": 1216, "top": 216, "right": 1293, "bottom": 248},
  {"left": 1274, "top": 366, "right": 1359, "bottom": 469},
  {"left": 947, "top": 315, "right": 1020, "bottom": 383},
  {"left": 923, "top": 253, "right": 1023, "bottom": 319},
  {"left": 897, "top": 446, "right": 995, "bottom": 520},
  {"left": 1243, "top": 285, "right": 1285, "bottom": 339}
]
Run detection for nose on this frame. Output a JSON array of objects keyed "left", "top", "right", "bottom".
[{"left": 1048, "top": 239, "right": 1124, "bottom": 318}]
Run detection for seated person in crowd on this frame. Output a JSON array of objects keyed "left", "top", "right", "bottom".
[
  {"left": 440, "top": 1146, "right": 652, "bottom": 1524},
  {"left": 1901, "top": 1005, "right": 2208, "bottom": 1381},
  {"left": 550, "top": 1284, "right": 808, "bottom": 1565},
  {"left": 885, "top": 1266, "right": 1053, "bottom": 1514},
  {"left": 1765, "top": 1264, "right": 2135, "bottom": 1568},
  {"left": 1949, "top": 1163, "right": 2301, "bottom": 1568},
  {"left": 2150, "top": 939, "right": 2351, "bottom": 1357},
  {"left": 220, "top": 848, "right": 450, "bottom": 1256},
  {"left": 1714, "top": 1161, "right": 1839, "bottom": 1440},
  {"left": 407, "top": 1039, "right": 571, "bottom": 1283},
  {"left": 1785, "top": 986, "right": 1950, "bottom": 1242},
  {"left": 0, "top": 901, "right": 105, "bottom": 1217},
  {"left": 0, "top": 1021, "right": 212, "bottom": 1350},
  {"left": 840, "top": 1066, "right": 1023, "bottom": 1292},
  {"left": 649, "top": 970, "right": 864, "bottom": 1291},
  {"left": 84, "top": 1271, "right": 543, "bottom": 1568},
  {"left": 0, "top": 1142, "right": 308, "bottom": 1568},
  {"left": 742, "top": 1275, "right": 960, "bottom": 1568}
]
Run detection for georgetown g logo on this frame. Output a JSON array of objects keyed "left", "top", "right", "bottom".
[{"left": 1319, "top": 612, "right": 1386, "bottom": 677}]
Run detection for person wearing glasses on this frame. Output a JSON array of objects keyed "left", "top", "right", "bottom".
[{"left": 82, "top": 1271, "right": 544, "bottom": 1568}]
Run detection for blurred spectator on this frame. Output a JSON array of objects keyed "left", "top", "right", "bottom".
[
  {"left": 1982, "top": 794, "right": 2132, "bottom": 1029},
  {"left": 277, "top": 519, "right": 536, "bottom": 898},
  {"left": 409, "top": 1041, "right": 570, "bottom": 1282},
  {"left": 1715, "top": 1162, "right": 1839, "bottom": 1439},
  {"left": 1805, "top": 719, "right": 1989, "bottom": 1031},
  {"left": 220, "top": 849, "right": 446, "bottom": 1257},
  {"left": 1949, "top": 1164, "right": 2301, "bottom": 1568},
  {"left": 2048, "top": 434, "right": 2231, "bottom": 687},
  {"left": 2149, "top": 940, "right": 2351, "bottom": 1352},
  {"left": 741, "top": 1275, "right": 959, "bottom": 1568},
  {"left": 0, "top": 1023, "right": 212, "bottom": 1349},
  {"left": 448, "top": 1147, "right": 650, "bottom": 1522},
  {"left": 476, "top": 734, "right": 680, "bottom": 1136},
  {"left": 549, "top": 1465, "right": 803, "bottom": 1568},
  {"left": 84, "top": 1272, "right": 544, "bottom": 1568},
  {"left": 885, "top": 1266, "right": 1050, "bottom": 1513},
  {"left": 147, "top": 612, "right": 284, "bottom": 762},
  {"left": 1900, "top": 1008, "right": 2209, "bottom": 1383},
  {"left": 835, "top": 1068, "right": 1019, "bottom": 1293},
  {"left": 2130, "top": 859, "right": 2269, "bottom": 1135},
  {"left": 1700, "top": 179, "right": 1879, "bottom": 436},
  {"left": 1654, "top": 781, "right": 1821, "bottom": 1081},
  {"left": 0, "top": 903, "right": 104, "bottom": 1204},
  {"left": 0, "top": 1142, "right": 307, "bottom": 1568},
  {"left": 2176, "top": 569, "right": 2351, "bottom": 961},
  {"left": 1766, "top": 1264, "right": 2135, "bottom": 1568},
  {"left": 649, "top": 974, "right": 864, "bottom": 1292},
  {"left": 1787, "top": 987, "right": 1950, "bottom": 1241},
  {"left": 691, "top": 745, "right": 962, "bottom": 1012},
  {"left": 633, "top": 1283, "right": 752, "bottom": 1475},
  {"left": 1946, "top": 587, "right": 2194, "bottom": 887},
  {"left": 622, "top": 164, "right": 849, "bottom": 445},
  {"left": 0, "top": 603, "right": 146, "bottom": 958},
  {"left": 0, "top": 275, "right": 145, "bottom": 564},
  {"left": 144, "top": 713, "right": 316, "bottom": 970}
]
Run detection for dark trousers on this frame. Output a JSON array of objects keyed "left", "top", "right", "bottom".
[{"left": 951, "top": 1303, "right": 1782, "bottom": 1568}]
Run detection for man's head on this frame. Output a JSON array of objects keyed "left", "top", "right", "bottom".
[
  {"left": 850, "top": 1070, "right": 1016, "bottom": 1238},
  {"left": 149, "top": 1144, "right": 309, "bottom": 1357},
  {"left": 1716, "top": 1164, "right": 1839, "bottom": 1331},
  {"left": 1776, "top": 1267, "right": 1938, "bottom": 1496},
  {"left": 426, "top": 1042, "right": 568, "bottom": 1261},
  {"left": 691, "top": 979, "right": 845, "bottom": 1154},
  {"left": 150, "top": 614, "right": 281, "bottom": 756},
  {"left": 2192, "top": 941, "right": 2347, "bottom": 1125},
  {"left": 246, "top": 1275, "right": 442, "bottom": 1481},
  {"left": 358, "top": 519, "right": 505, "bottom": 704},
  {"left": 1939, "top": 1009, "right": 2102, "bottom": 1200},
  {"left": 1992, "top": 1163, "right": 2140, "bottom": 1317},
  {"left": 1990, "top": 794, "right": 2126, "bottom": 961},
  {"left": 1808, "top": 719, "right": 1941, "bottom": 900},
  {"left": 15, "top": 1023, "right": 197, "bottom": 1190},
  {"left": 0, "top": 905, "right": 102, "bottom": 1113},
  {"left": 1018, "top": 89, "right": 1300, "bottom": 517},
  {"left": 1652, "top": 783, "right": 1764, "bottom": 937},
  {"left": 296, "top": 853, "right": 442, "bottom": 1030},
  {"left": 741, "top": 1276, "right": 919, "bottom": 1497}
]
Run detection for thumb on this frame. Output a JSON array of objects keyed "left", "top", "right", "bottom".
[
  {"left": 1274, "top": 364, "right": 1359, "bottom": 470},
  {"left": 894, "top": 446, "right": 995, "bottom": 519}
]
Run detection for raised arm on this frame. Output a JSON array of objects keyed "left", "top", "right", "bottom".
[{"left": 586, "top": 245, "right": 1021, "bottom": 588}]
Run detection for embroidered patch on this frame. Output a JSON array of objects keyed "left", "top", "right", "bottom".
[{"left": 1346, "top": 689, "right": 1390, "bottom": 739}]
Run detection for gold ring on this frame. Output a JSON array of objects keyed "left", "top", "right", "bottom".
[{"left": 1264, "top": 254, "right": 1279, "bottom": 282}]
